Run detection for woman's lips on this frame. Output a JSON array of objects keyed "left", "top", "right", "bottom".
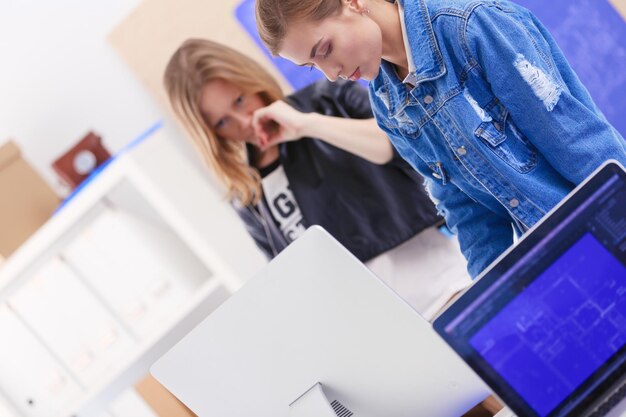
[{"left": 348, "top": 67, "right": 361, "bottom": 81}]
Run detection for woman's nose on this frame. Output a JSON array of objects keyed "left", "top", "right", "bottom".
[
  {"left": 233, "top": 112, "right": 252, "bottom": 129},
  {"left": 318, "top": 61, "right": 342, "bottom": 82}
]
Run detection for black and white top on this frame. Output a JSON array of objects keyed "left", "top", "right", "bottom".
[
  {"left": 234, "top": 79, "right": 468, "bottom": 317},
  {"left": 236, "top": 79, "right": 441, "bottom": 262},
  {"left": 259, "top": 159, "right": 306, "bottom": 243}
]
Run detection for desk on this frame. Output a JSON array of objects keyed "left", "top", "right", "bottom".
[{"left": 493, "top": 408, "right": 515, "bottom": 417}]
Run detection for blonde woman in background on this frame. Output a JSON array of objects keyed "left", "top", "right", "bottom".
[{"left": 164, "top": 38, "right": 472, "bottom": 318}]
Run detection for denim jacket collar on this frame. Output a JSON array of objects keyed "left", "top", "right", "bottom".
[
  {"left": 397, "top": 0, "right": 446, "bottom": 84},
  {"left": 374, "top": 0, "right": 446, "bottom": 116}
]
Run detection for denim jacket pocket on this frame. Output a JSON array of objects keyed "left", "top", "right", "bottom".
[
  {"left": 392, "top": 108, "right": 421, "bottom": 139},
  {"left": 474, "top": 116, "right": 538, "bottom": 174}
]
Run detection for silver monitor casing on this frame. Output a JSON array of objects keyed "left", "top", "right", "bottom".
[{"left": 152, "top": 226, "right": 490, "bottom": 417}]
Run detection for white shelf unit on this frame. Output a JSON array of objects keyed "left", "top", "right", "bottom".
[
  {"left": 0, "top": 391, "right": 20, "bottom": 417},
  {"left": 105, "top": 388, "right": 158, "bottom": 417},
  {"left": 0, "top": 147, "right": 242, "bottom": 417}
]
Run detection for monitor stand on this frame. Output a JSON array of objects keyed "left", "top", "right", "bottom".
[{"left": 289, "top": 383, "right": 338, "bottom": 417}]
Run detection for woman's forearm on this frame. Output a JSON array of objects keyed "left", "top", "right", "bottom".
[{"left": 300, "top": 113, "right": 393, "bottom": 164}]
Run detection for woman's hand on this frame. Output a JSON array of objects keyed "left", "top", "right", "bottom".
[
  {"left": 252, "top": 101, "right": 311, "bottom": 150},
  {"left": 253, "top": 99, "right": 393, "bottom": 164}
]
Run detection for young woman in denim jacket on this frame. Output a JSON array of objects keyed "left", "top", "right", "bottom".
[
  {"left": 256, "top": 0, "right": 626, "bottom": 277},
  {"left": 164, "top": 39, "right": 473, "bottom": 318}
]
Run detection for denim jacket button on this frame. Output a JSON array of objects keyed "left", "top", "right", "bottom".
[
  {"left": 509, "top": 198, "right": 520, "bottom": 208},
  {"left": 457, "top": 146, "right": 467, "bottom": 156},
  {"left": 424, "top": 95, "right": 434, "bottom": 105}
]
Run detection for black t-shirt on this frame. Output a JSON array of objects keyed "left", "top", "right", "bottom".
[{"left": 236, "top": 79, "right": 441, "bottom": 261}]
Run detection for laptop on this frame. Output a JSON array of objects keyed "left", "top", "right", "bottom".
[
  {"left": 152, "top": 226, "right": 490, "bottom": 417},
  {"left": 434, "top": 160, "right": 626, "bottom": 417}
]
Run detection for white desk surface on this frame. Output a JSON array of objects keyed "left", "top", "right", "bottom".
[{"left": 493, "top": 408, "right": 515, "bottom": 417}]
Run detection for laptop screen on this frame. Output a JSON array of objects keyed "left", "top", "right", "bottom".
[{"left": 434, "top": 162, "right": 626, "bottom": 417}]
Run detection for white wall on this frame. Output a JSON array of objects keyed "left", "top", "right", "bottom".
[
  {"left": 0, "top": 0, "right": 266, "bottom": 279},
  {"left": 0, "top": 0, "right": 166, "bottom": 192}
]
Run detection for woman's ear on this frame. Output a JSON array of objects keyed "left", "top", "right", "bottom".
[{"left": 343, "top": 0, "right": 368, "bottom": 14}]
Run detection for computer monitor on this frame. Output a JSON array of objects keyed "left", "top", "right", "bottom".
[
  {"left": 434, "top": 160, "right": 626, "bottom": 417},
  {"left": 152, "top": 226, "right": 490, "bottom": 417}
]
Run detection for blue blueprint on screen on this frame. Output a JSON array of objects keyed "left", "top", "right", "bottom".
[
  {"left": 235, "top": 0, "right": 626, "bottom": 135},
  {"left": 469, "top": 232, "right": 626, "bottom": 417}
]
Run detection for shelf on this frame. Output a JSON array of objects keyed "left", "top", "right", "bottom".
[
  {"left": 0, "top": 132, "right": 246, "bottom": 417},
  {"left": 66, "top": 279, "right": 230, "bottom": 417},
  {"left": 0, "top": 155, "right": 242, "bottom": 299}
]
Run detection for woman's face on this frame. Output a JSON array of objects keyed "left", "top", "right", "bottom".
[
  {"left": 277, "top": 2, "right": 383, "bottom": 82},
  {"left": 199, "top": 78, "right": 266, "bottom": 145}
]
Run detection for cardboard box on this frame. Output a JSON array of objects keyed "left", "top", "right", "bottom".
[
  {"left": 0, "top": 140, "right": 59, "bottom": 258},
  {"left": 610, "top": 0, "right": 626, "bottom": 20},
  {"left": 135, "top": 374, "right": 196, "bottom": 417},
  {"left": 108, "top": 0, "right": 291, "bottom": 109}
]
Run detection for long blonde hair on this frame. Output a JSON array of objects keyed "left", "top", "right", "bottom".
[
  {"left": 256, "top": 0, "right": 343, "bottom": 55},
  {"left": 164, "top": 39, "right": 284, "bottom": 205}
]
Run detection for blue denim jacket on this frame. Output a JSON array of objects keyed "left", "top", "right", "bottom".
[{"left": 368, "top": 0, "right": 626, "bottom": 278}]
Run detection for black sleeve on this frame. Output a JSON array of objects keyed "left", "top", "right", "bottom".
[
  {"left": 232, "top": 202, "right": 275, "bottom": 260},
  {"left": 336, "top": 81, "right": 420, "bottom": 175},
  {"left": 336, "top": 80, "right": 374, "bottom": 119},
  {"left": 388, "top": 145, "right": 416, "bottom": 172}
]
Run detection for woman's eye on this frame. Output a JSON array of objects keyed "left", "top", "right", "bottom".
[
  {"left": 317, "top": 43, "right": 332, "bottom": 59},
  {"left": 322, "top": 44, "right": 332, "bottom": 58},
  {"left": 235, "top": 94, "right": 245, "bottom": 105},
  {"left": 215, "top": 118, "right": 227, "bottom": 130}
]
